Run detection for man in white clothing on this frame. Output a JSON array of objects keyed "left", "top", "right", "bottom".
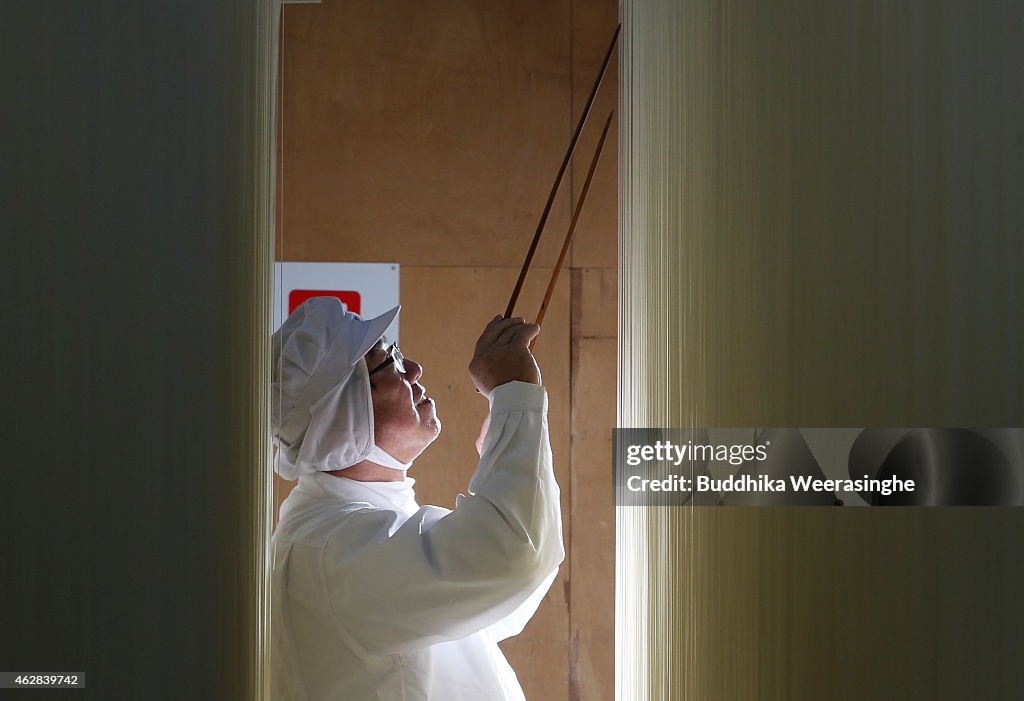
[{"left": 270, "top": 296, "right": 564, "bottom": 700}]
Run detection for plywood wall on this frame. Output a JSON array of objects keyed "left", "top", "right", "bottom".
[{"left": 276, "top": 2, "right": 618, "bottom": 699}]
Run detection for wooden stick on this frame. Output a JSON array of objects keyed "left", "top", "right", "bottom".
[
  {"left": 504, "top": 24, "right": 621, "bottom": 319},
  {"left": 531, "top": 110, "right": 615, "bottom": 349}
]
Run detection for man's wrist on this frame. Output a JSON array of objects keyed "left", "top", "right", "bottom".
[{"left": 488, "top": 381, "right": 547, "bottom": 413}]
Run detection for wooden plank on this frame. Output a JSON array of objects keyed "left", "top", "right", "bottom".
[
  {"left": 578, "top": 267, "right": 617, "bottom": 339},
  {"left": 569, "top": 336, "right": 617, "bottom": 701},
  {"left": 279, "top": 1, "right": 574, "bottom": 268},
  {"left": 503, "top": 637, "right": 574, "bottom": 701}
]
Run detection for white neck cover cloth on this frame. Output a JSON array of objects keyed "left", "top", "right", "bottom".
[
  {"left": 272, "top": 297, "right": 410, "bottom": 479},
  {"left": 365, "top": 445, "right": 413, "bottom": 470}
]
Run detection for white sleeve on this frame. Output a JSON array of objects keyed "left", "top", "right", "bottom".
[
  {"left": 321, "top": 381, "right": 565, "bottom": 656},
  {"left": 483, "top": 567, "right": 558, "bottom": 644}
]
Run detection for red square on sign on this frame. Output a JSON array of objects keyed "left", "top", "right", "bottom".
[{"left": 289, "top": 290, "right": 362, "bottom": 315}]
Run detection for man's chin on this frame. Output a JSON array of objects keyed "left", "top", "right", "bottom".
[
  {"left": 416, "top": 397, "right": 438, "bottom": 419},
  {"left": 427, "top": 416, "right": 442, "bottom": 438}
]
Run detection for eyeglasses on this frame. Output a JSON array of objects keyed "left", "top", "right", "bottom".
[{"left": 368, "top": 343, "right": 405, "bottom": 376}]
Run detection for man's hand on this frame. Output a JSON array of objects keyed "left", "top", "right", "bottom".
[{"left": 469, "top": 315, "right": 542, "bottom": 398}]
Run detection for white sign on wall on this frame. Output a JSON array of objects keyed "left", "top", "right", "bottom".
[{"left": 273, "top": 261, "right": 401, "bottom": 341}]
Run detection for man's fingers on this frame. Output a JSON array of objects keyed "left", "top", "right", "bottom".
[
  {"left": 475, "top": 315, "right": 507, "bottom": 345},
  {"left": 477, "top": 315, "right": 515, "bottom": 345},
  {"left": 509, "top": 322, "right": 541, "bottom": 346},
  {"left": 494, "top": 318, "right": 534, "bottom": 345},
  {"left": 479, "top": 316, "right": 527, "bottom": 347},
  {"left": 469, "top": 316, "right": 543, "bottom": 393}
]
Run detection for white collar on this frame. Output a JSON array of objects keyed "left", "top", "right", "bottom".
[{"left": 300, "top": 471, "right": 420, "bottom": 517}]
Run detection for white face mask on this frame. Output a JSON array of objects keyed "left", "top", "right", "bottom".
[{"left": 365, "top": 444, "right": 413, "bottom": 471}]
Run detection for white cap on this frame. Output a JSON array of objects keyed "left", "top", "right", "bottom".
[{"left": 271, "top": 296, "right": 401, "bottom": 480}]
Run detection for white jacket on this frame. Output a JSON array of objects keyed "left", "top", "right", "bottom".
[{"left": 271, "top": 381, "right": 564, "bottom": 700}]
